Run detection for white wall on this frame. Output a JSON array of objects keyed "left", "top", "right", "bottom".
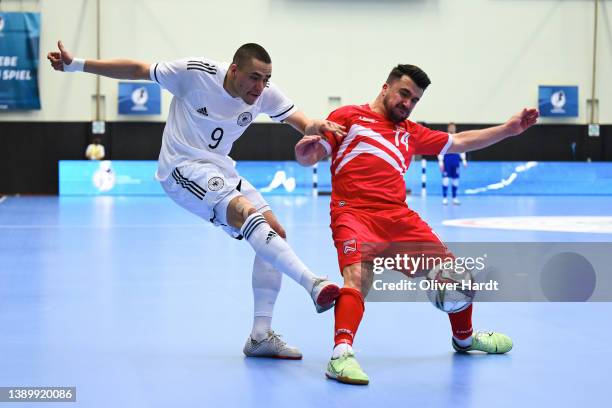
[{"left": 1, "top": 0, "right": 610, "bottom": 123}]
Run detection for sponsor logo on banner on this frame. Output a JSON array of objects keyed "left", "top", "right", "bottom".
[
  {"left": 550, "top": 90, "right": 566, "bottom": 114},
  {"left": 131, "top": 87, "right": 149, "bottom": 111},
  {"left": 259, "top": 171, "right": 296, "bottom": 193},
  {"left": 118, "top": 82, "right": 160, "bottom": 115},
  {"left": 92, "top": 161, "right": 116, "bottom": 192},
  {"left": 538, "top": 86, "right": 578, "bottom": 117}
]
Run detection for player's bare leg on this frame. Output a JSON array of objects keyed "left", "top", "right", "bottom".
[
  {"left": 227, "top": 195, "right": 339, "bottom": 313},
  {"left": 326, "top": 262, "right": 371, "bottom": 385}
]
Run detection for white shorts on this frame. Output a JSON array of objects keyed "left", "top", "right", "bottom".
[{"left": 160, "top": 161, "right": 270, "bottom": 238}]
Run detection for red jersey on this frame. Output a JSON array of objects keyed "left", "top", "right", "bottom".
[{"left": 321, "top": 104, "right": 452, "bottom": 210}]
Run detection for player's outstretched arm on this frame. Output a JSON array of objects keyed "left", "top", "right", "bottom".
[
  {"left": 47, "top": 40, "right": 151, "bottom": 80},
  {"left": 447, "top": 108, "right": 539, "bottom": 153},
  {"left": 295, "top": 135, "right": 327, "bottom": 166},
  {"left": 284, "top": 111, "right": 346, "bottom": 138}
]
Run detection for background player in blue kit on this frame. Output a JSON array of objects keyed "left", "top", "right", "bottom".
[{"left": 438, "top": 123, "right": 467, "bottom": 205}]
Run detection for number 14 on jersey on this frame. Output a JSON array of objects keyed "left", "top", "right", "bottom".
[{"left": 395, "top": 129, "right": 409, "bottom": 151}]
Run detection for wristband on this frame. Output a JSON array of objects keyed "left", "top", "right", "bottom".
[{"left": 64, "top": 58, "right": 85, "bottom": 72}]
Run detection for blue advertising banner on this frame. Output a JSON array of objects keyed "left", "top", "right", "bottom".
[
  {"left": 59, "top": 161, "right": 165, "bottom": 196},
  {"left": 0, "top": 12, "right": 41, "bottom": 110},
  {"left": 59, "top": 160, "right": 612, "bottom": 196},
  {"left": 538, "top": 86, "right": 578, "bottom": 117},
  {"left": 59, "top": 161, "right": 312, "bottom": 196},
  {"left": 118, "top": 82, "right": 161, "bottom": 115}
]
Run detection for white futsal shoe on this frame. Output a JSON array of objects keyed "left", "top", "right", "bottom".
[
  {"left": 243, "top": 330, "right": 303, "bottom": 360},
  {"left": 452, "top": 198, "right": 461, "bottom": 205},
  {"left": 442, "top": 198, "right": 449, "bottom": 205},
  {"left": 310, "top": 277, "right": 341, "bottom": 313}
]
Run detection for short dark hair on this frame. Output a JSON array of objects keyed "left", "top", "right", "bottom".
[
  {"left": 387, "top": 64, "right": 431, "bottom": 90},
  {"left": 232, "top": 43, "right": 272, "bottom": 67}
]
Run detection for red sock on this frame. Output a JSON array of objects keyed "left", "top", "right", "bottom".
[
  {"left": 448, "top": 304, "right": 473, "bottom": 339},
  {"left": 334, "top": 287, "right": 365, "bottom": 346}
]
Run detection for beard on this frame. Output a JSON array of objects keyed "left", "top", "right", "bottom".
[{"left": 383, "top": 96, "right": 410, "bottom": 124}]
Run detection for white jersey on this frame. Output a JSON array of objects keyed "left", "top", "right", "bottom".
[{"left": 150, "top": 57, "right": 297, "bottom": 181}]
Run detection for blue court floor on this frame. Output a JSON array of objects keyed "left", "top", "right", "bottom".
[{"left": 1, "top": 195, "right": 611, "bottom": 408}]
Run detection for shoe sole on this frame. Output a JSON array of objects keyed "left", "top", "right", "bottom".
[
  {"left": 452, "top": 344, "right": 512, "bottom": 354},
  {"left": 244, "top": 354, "right": 303, "bottom": 360},
  {"left": 315, "top": 284, "right": 341, "bottom": 313},
  {"left": 325, "top": 372, "right": 369, "bottom": 385}
]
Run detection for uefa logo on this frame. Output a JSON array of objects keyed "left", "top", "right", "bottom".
[
  {"left": 131, "top": 87, "right": 149, "bottom": 111},
  {"left": 550, "top": 90, "right": 566, "bottom": 114},
  {"left": 92, "top": 161, "right": 116, "bottom": 192}
]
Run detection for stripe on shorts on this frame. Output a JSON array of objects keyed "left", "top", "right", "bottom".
[{"left": 171, "top": 168, "right": 207, "bottom": 200}]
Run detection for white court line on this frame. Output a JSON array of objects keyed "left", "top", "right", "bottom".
[
  {"left": 0, "top": 224, "right": 208, "bottom": 229},
  {"left": 443, "top": 216, "right": 612, "bottom": 234},
  {"left": 465, "top": 161, "right": 538, "bottom": 194}
]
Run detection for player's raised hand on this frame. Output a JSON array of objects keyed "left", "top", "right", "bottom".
[
  {"left": 47, "top": 41, "right": 74, "bottom": 71},
  {"left": 295, "top": 135, "right": 326, "bottom": 166},
  {"left": 505, "top": 108, "right": 539, "bottom": 136}
]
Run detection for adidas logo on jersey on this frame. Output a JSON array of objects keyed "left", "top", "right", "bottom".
[
  {"left": 266, "top": 231, "right": 278, "bottom": 244},
  {"left": 358, "top": 116, "right": 377, "bottom": 123},
  {"left": 197, "top": 107, "right": 208, "bottom": 116}
]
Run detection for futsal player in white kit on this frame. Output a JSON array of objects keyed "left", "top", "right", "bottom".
[{"left": 48, "top": 41, "right": 345, "bottom": 359}]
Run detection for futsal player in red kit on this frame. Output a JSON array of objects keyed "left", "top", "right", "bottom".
[{"left": 295, "top": 64, "right": 539, "bottom": 385}]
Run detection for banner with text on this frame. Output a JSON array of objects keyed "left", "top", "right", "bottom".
[{"left": 0, "top": 12, "right": 41, "bottom": 110}]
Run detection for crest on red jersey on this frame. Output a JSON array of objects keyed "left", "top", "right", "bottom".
[{"left": 343, "top": 239, "right": 357, "bottom": 254}]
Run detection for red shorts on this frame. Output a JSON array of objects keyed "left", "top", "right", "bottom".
[{"left": 331, "top": 206, "right": 448, "bottom": 273}]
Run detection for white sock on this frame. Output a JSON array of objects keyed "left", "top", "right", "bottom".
[
  {"left": 251, "top": 317, "right": 272, "bottom": 342},
  {"left": 251, "top": 255, "right": 282, "bottom": 341},
  {"left": 241, "top": 213, "right": 318, "bottom": 292},
  {"left": 453, "top": 336, "right": 473, "bottom": 348},
  {"left": 332, "top": 343, "right": 353, "bottom": 359}
]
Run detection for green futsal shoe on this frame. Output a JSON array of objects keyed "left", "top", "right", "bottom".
[
  {"left": 453, "top": 331, "right": 513, "bottom": 354},
  {"left": 326, "top": 351, "right": 369, "bottom": 385}
]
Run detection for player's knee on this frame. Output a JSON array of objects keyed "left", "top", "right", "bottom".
[
  {"left": 452, "top": 178, "right": 460, "bottom": 187},
  {"left": 226, "top": 196, "right": 257, "bottom": 228},
  {"left": 442, "top": 177, "right": 450, "bottom": 186}
]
